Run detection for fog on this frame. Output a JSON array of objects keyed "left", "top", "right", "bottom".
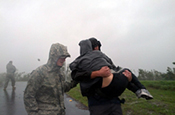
[{"left": 0, "top": 0, "right": 175, "bottom": 74}]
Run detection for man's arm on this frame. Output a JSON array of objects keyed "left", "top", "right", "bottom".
[
  {"left": 91, "top": 66, "right": 111, "bottom": 78},
  {"left": 63, "top": 80, "right": 79, "bottom": 92},
  {"left": 13, "top": 65, "right": 16, "bottom": 73},
  {"left": 71, "top": 66, "right": 111, "bottom": 82}
]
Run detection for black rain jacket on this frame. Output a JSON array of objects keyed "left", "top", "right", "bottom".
[{"left": 70, "top": 39, "right": 119, "bottom": 96}]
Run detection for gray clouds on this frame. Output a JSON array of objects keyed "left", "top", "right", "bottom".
[{"left": 0, "top": 0, "right": 175, "bottom": 73}]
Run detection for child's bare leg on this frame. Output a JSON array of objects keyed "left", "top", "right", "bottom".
[{"left": 102, "top": 74, "right": 113, "bottom": 88}]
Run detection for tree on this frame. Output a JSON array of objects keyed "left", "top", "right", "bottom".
[
  {"left": 138, "top": 69, "right": 147, "bottom": 80},
  {"left": 138, "top": 69, "right": 164, "bottom": 80},
  {"left": 165, "top": 67, "right": 175, "bottom": 80}
]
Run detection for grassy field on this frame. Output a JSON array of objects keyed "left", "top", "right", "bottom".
[{"left": 67, "top": 80, "right": 175, "bottom": 115}]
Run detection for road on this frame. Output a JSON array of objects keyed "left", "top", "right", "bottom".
[{"left": 0, "top": 82, "right": 89, "bottom": 115}]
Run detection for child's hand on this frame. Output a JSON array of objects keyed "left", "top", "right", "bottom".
[{"left": 122, "top": 70, "right": 132, "bottom": 82}]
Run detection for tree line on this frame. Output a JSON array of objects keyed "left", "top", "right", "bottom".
[
  {"left": 138, "top": 62, "right": 175, "bottom": 80},
  {"left": 0, "top": 62, "right": 175, "bottom": 83},
  {"left": 138, "top": 67, "right": 175, "bottom": 80}
]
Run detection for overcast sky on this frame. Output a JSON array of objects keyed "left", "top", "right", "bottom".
[{"left": 0, "top": 0, "right": 175, "bottom": 74}]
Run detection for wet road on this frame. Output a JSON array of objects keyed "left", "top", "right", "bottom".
[{"left": 0, "top": 82, "right": 89, "bottom": 115}]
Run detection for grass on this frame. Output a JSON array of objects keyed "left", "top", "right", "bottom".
[
  {"left": 67, "top": 84, "right": 88, "bottom": 107},
  {"left": 67, "top": 80, "right": 175, "bottom": 115},
  {"left": 141, "top": 80, "right": 175, "bottom": 91}
]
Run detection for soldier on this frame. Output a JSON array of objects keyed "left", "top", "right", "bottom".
[
  {"left": 4, "top": 61, "right": 16, "bottom": 90},
  {"left": 23, "top": 43, "right": 78, "bottom": 115}
]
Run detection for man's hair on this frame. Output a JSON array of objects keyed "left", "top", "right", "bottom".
[{"left": 89, "top": 37, "right": 101, "bottom": 50}]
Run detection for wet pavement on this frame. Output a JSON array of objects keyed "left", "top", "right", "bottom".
[
  {"left": 0, "top": 82, "right": 89, "bottom": 115},
  {"left": 64, "top": 95, "right": 89, "bottom": 115}
]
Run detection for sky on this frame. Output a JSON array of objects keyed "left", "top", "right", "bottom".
[{"left": 0, "top": 0, "right": 175, "bottom": 74}]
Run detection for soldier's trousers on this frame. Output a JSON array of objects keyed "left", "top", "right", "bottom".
[{"left": 4, "top": 73, "right": 15, "bottom": 88}]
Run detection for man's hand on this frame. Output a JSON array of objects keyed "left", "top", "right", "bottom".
[
  {"left": 91, "top": 66, "right": 111, "bottom": 79},
  {"left": 122, "top": 70, "right": 132, "bottom": 82},
  {"left": 99, "top": 66, "right": 111, "bottom": 77}
]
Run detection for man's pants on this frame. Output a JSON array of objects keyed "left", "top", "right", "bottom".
[
  {"left": 89, "top": 103, "right": 122, "bottom": 115},
  {"left": 4, "top": 73, "right": 15, "bottom": 88}
]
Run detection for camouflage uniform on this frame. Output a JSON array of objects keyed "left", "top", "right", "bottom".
[
  {"left": 4, "top": 61, "right": 16, "bottom": 89},
  {"left": 24, "top": 43, "right": 78, "bottom": 115}
]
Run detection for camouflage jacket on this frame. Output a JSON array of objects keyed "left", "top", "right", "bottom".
[{"left": 24, "top": 43, "right": 77, "bottom": 115}]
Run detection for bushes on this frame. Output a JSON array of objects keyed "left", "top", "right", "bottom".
[{"left": 138, "top": 67, "right": 175, "bottom": 80}]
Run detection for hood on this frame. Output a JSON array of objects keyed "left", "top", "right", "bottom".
[
  {"left": 79, "top": 39, "right": 92, "bottom": 56},
  {"left": 47, "top": 43, "right": 70, "bottom": 72}
]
